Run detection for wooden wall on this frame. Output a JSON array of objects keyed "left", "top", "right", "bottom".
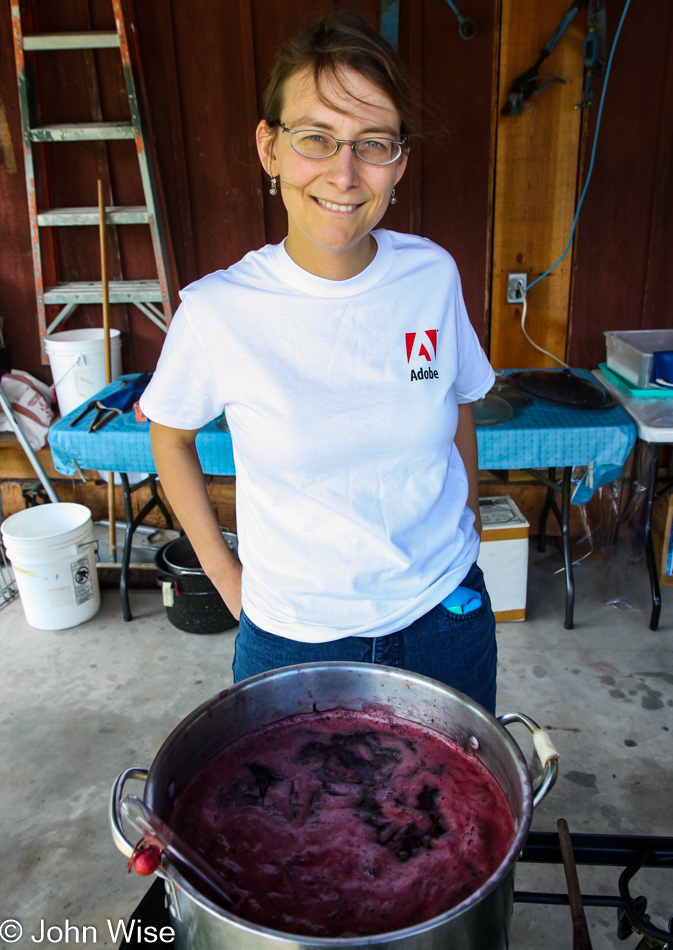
[
  {"left": 0, "top": 0, "right": 671, "bottom": 387},
  {"left": 569, "top": 1, "right": 673, "bottom": 366},
  {"left": 490, "top": 0, "right": 585, "bottom": 368}
]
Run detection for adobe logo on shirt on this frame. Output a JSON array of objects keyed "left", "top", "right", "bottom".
[{"left": 406, "top": 330, "right": 439, "bottom": 381}]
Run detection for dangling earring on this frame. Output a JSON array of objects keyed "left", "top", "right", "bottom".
[
  {"left": 269, "top": 176, "right": 277, "bottom": 196},
  {"left": 390, "top": 187, "right": 397, "bottom": 205}
]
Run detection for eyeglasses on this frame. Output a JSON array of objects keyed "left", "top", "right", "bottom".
[{"left": 279, "top": 123, "right": 406, "bottom": 166}]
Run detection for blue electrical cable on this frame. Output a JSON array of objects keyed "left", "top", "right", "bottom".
[{"left": 526, "top": 0, "right": 633, "bottom": 292}]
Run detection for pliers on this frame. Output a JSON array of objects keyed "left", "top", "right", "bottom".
[
  {"left": 69, "top": 399, "right": 119, "bottom": 432},
  {"left": 68, "top": 372, "right": 153, "bottom": 432}
]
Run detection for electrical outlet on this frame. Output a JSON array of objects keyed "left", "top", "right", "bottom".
[{"left": 507, "top": 273, "right": 527, "bottom": 303}]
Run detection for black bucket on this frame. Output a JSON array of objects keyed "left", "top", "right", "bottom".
[{"left": 155, "top": 534, "right": 238, "bottom": 635}]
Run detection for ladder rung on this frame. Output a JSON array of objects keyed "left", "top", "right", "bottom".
[
  {"left": 38, "top": 206, "right": 149, "bottom": 226},
  {"left": 23, "top": 31, "right": 119, "bottom": 51},
  {"left": 30, "top": 122, "right": 134, "bottom": 142},
  {"left": 44, "top": 281, "right": 163, "bottom": 304}
]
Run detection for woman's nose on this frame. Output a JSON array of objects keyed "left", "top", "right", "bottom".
[{"left": 325, "top": 143, "right": 361, "bottom": 189}]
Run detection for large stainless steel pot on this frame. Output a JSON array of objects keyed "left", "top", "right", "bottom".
[{"left": 111, "top": 662, "right": 558, "bottom": 950}]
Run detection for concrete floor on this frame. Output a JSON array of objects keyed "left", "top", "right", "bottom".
[{"left": 1, "top": 539, "right": 672, "bottom": 950}]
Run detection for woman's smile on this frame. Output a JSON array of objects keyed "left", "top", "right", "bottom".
[{"left": 312, "top": 196, "right": 363, "bottom": 213}]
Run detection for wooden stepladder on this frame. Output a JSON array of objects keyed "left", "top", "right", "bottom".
[{"left": 10, "top": 0, "right": 178, "bottom": 360}]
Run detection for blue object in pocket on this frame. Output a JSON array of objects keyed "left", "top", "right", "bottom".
[{"left": 441, "top": 585, "right": 482, "bottom": 615}]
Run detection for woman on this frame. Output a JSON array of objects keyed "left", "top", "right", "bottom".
[{"left": 140, "top": 10, "right": 498, "bottom": 711}]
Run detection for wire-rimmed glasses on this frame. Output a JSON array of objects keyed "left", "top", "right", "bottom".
[{"left": 279, "top": 123, "right": 406, "bottom": 165}]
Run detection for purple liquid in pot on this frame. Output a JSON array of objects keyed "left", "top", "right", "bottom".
[{"left": 170, "top": 708, "right": 515, "bottom": 938}]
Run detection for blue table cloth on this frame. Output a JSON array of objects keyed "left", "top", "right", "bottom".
[
  {"left": 49, "top": 370, "right": 636, "bottom": 501},
  {"left": 49, "top": 376, "right": 235, "bottom": 477},
  {"left": 476, "top": 370, "right": 636, "bottom": 500}
]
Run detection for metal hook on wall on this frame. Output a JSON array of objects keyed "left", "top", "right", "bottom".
[{"left": 444, "top": 0, "right": 478, "bottom": 40}]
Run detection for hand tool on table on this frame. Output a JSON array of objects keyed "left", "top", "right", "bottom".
[
  {"left": 69, "top": 399, "right": 117, "bottom": 433},
  {"left": 444, "top": 0, "right": 477, "bottom": 40},
  {"left": 558, "top": 818, "right": 594, "bottom": 949},
  {"left": 121, "top": 796, "right": 235, "bottom": 909},
  {"left": 69, "top": 373, "right": 153, "bottom": 432}
]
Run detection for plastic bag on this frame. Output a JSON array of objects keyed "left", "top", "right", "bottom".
[{"left": 0, "top": 370, "right": 54, "bottom": 450}]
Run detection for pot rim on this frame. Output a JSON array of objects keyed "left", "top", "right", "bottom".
[
  {"left": 146, "top": 661, "right": 534, "bottom": 945},
  {"left": 158, "top": 532, "right": 239, "bottom": 576},
  {"left": 160, "top": 537, "right": 204, "bottom": 575}
]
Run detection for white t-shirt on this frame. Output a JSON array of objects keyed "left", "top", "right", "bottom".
[{"left": 141, "top": 229, "right": 495, "bottom": 642}]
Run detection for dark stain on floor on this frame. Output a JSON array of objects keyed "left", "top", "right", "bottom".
[{"left": 565, "top": 771, "right": 597, "bottom": 788}]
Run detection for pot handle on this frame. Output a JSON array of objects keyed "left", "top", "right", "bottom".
[
  {"left": 110, "top": 767, "right": 149, "bottom": 858},
  {"left": 498, "top": 712, "right": 559, "bottom": 808}
]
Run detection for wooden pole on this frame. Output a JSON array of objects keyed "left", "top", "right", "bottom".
[
  {"left": 557, "top": 818, "right": 593, "bottom": 950},
  {"left": 98, "top": 179, "right": 116, "bottom": 562}
]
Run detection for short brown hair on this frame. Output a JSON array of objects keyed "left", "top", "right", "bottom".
[{"left": 262, "top": 9, "right": 416, "bottom": 138}]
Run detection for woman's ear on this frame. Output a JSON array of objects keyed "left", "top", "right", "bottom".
[
  {"left": 256, "top": 120, "right": 278, "bottom": 178},
  {"left": 394, "top": 146, "right": 410, "bottom": 186}
]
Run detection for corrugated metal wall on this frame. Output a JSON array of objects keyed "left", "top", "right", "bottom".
[{"left": 0, "top": 0, "right": 670, "bottom": 385}]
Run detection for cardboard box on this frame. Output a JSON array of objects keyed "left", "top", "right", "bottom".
[
  {"left": 477, "top": 496, "right": 529, "bottom": 622},
  {"left": 651, "top": 490, "right": 673, "bottom": 587}
]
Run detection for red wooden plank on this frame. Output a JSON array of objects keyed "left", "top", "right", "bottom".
[
  {"left": 483, "top": 0, "right": 503, "bottom": 355},
  {"left": 569, "top": 0, "right": 673, "bottom": 368},
  {"left": 83, "top": 0, "right": 130, "bottom": 338},
  {"left": 392, "top": 0, "right": 422, "bottom": 238},
  {"left": 139, "top": 0, "right": 198, "bottom": 289},
  {"left": 417, "top": 0, "right": 497, "bottom": 344},
  {"left": 642, "top": 20, "right": 673, "bottom": 331}
]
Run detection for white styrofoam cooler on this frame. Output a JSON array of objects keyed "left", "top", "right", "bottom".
[{"left": 477, "top": 496, "right": 529, "bottom": 622}]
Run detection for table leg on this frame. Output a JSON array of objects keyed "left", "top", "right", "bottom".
[
  {"left": 119, "top": 474, "right": 134, "bottom": 623},
  {"left": 643, "top": 443, "right": 662, "bottom": 631},
  {"left": 538, "top": 467, "right": 556, "bottom": 553},
  {"left": 646, "top": 526, "right": 662, "bottom": 631},
  {"left": 617, "top": 440, "right": 664, "bottom": 631},
  {"left": 119, "top": 473, "right": 174, "bottom": 623},
  {"left": 560, "top": 467, "right": 575, "bottom": 630}
]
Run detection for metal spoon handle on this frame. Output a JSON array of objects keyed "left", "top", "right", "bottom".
[{"left": 121, "top": 795, "right": 234, "bottom": 906}]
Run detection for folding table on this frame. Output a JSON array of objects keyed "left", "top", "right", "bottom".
[
  {"left": 49, "top": 371, "right": 637, "bottom": 629},
  {"left": 477, "top": 370, "right": 636, "bottom": 628},
  {"left": 593, "top": 368, "right": 673, "bottom": 629},
  {"left": 49, "top": 376, "right": 234, "bottom": 621}
]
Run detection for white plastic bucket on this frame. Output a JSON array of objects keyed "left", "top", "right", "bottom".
[
  {"left": 44, "top": 328, "right": 122, "bottom": 417},
  {"left": 1, "top": 503, "right": 101, "bottom": 630}
]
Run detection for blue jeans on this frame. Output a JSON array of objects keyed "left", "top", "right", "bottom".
[{"left": 232, "top": 563, "right": 497, "bottom": 712}]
